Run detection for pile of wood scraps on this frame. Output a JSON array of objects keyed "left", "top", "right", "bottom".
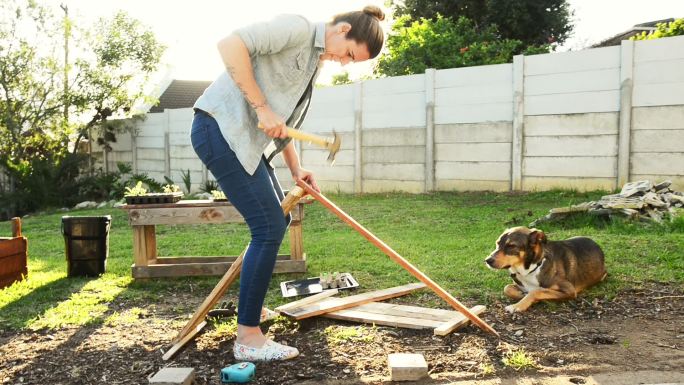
[
  {"left": 275, "top": 282, "right": 486, "bottom": 336},
  {"left": 531, "top": 180, "right": 683, "bottom": 226}
]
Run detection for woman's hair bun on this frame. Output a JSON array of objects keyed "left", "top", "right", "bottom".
[{"left": 363, "top": 5, "right": 385, "bottom": 22}]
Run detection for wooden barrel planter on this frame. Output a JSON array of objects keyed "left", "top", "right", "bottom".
[{"left": 0, "top": 217, "right": 28, "bottom": 289}]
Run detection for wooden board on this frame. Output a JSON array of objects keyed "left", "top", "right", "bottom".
[
  {"left": 433, "top": 305, "right": 486, "bottom": 336},
  {"left": 275, "top": 289, "right": 339, "bottom": 313},
  {"left": 323, "top": 303, "right": 485, "bottom": 334},
  {"left": 127, "top": 206, "right": 245, "bottom": 225},
  {"left": 132, "top": 258, "right": 306, "bottom": 279},
  {"left": 279, "top": 283, "right": 426, "bottom": 320}
]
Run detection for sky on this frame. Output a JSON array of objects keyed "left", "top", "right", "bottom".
[{"left": 47, "top": 0, "right": 684, "bottom": 86}]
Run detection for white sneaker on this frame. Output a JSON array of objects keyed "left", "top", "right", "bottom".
[{"left": 233, "top": 339, "right": 299, "bottom": 361}]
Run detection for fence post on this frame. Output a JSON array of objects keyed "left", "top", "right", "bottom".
[
  {"left": 131, "top": 131, "right": 138, "bottom": 174},
  {"left": 164, "top": 111, "right": 171, "bottom": 179},
  {"left": 617, "top": 40, "right": 635, "bottom": 188},
  {"left": 511, "top": 55, "right": 525, "bottom": 191},
  {"left": 425, "top": 68, "right": 436, "bottom": 193},
  {"left": 354, "top": 81, "right": 363, "bottom": 193}
]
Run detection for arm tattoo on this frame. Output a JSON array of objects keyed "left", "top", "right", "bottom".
[{"left": 226, "top": 63, "right": 267, "bottom": 110}]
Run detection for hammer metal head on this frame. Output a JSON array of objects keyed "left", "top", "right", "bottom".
[{"left": 326, "top": 131, "right": 341, "bottom": 164}]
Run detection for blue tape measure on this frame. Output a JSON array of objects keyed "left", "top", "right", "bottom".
[{"left": 221, "top": 362, "right": 255, "bottom": 383}]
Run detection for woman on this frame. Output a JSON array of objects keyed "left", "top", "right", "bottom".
[{"left": 191, "top": 5, "right": 384, "bottom": 361}]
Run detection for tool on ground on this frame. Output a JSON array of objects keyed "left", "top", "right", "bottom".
[
  {"left": 295, "top": 179, "right": 500, "bottom": 337},
  {"left": 206, "top": 301, "right": 236, "bottom": 318},
  {"left": 162, "top": 186, "right": 307, "bottom": 361},
  {"left": 259, "top": 123, "right": 341, "bottom": 164},
  {"left": 279, "top": 272, "right": 358, "bottom": 297},
  {"left": 221, "top": 362, "right": 255, "bottom": 384}
]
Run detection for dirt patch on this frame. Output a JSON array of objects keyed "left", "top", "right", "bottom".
[{"left": 1, "top": 282, "right": 682, "bottom": 385}]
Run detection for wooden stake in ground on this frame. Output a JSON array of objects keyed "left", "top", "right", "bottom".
[
  {"left": 296, "top": 180, "right": 499, "bottom": 337},
  {"left": 163, "top": 186, "right": 306, "bottom": 360}
]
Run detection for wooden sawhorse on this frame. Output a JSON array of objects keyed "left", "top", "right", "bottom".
[{"left": 121, "top": 199, "right": 307, "bottom": 279}]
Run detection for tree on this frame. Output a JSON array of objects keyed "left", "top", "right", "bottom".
[
  {"left": 68, "top": 11, "right": 165, "bottom": 158},
  {"left": 0, "top": 1, "right": 67, "bottom": 168},
  {"left": 376, "top": 15, "right": 545, "bottom": 77},
  {"left": 631, "top": 18, "right": 684, "bottom": 41},
  {"left": 391, "top": 0, "right": 574, "bottom": 46},
  {"left": 331, "top": 71, "right": 352, "bottom": 85},
  {"left": 0, "top": 0, "right": 164, "bottom": 216}
]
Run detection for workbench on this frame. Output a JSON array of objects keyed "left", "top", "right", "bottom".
[{"left": 121, "top": 199, "right": 307, "bottom": 279}]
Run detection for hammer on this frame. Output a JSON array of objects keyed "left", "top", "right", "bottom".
[{"left": 260, "top": 124, "right": 341, "bottom": 163}]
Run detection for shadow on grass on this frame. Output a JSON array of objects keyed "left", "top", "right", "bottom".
[{"left": 0, "top": 277, "right": 90, "bottom": 330}]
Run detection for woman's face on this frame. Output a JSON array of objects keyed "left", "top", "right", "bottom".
[{"left": 322, "top": 22, "right": 371, "bottom": 66}]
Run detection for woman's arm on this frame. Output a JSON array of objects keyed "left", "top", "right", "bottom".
[
  {"left": 217, "top": 34, "right": 287, "bottom": 138},
  {"left": 281, "top": 141, "right": 320, "bottom": 192}
]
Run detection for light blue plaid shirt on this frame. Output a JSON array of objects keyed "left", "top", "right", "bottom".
[{"left": 194, "top": 15, "right": 325, "bottom": 175}]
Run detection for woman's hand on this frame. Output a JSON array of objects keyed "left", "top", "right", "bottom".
[
  {"left": 291, "top": 167, "right": 320, "bottom": 193},
  {"left": 256, "top": 106, "right": 288, "bottom": 138}
]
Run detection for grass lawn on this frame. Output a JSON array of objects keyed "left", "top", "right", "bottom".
[{"left": 1, "top": 190, "right": 682, "bottom": 332}]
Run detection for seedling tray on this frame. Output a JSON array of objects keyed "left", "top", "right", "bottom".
[
  {"left": 280, "top": 272, "right": 359, "bottom": 298},
  {"left": 125, "top": 192, "right": 184, "bottom": 205}
]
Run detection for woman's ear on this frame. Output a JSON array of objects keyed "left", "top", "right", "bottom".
[{"left": 336, "top": 22, "right": 352, "bottom": 35}]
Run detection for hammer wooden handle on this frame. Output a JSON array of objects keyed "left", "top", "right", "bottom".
[
  {"left": 286, "top": 128, "right": 331, "bottom": 148},
  {"left": 258, "top": 123, "right": 331, "bottom": 148}
]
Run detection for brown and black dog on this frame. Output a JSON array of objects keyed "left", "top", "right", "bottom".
[{"left": 485, "top": 226, "right": 607, "bottom": 313}]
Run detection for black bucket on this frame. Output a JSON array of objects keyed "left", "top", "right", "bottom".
[{"left": 61, "top": 216, "right": 111, "bottom": 277}]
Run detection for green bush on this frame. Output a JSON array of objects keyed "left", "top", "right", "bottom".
[
  {"left": 631, "top": 18, "right": 684, "bottom": 41},
  {"left": 376, "top": 15, "right": 550, "bottom": 76}
]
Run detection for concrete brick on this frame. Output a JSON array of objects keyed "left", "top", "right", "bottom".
[
  {"left": 149, "top": 367, "right": 195, "bottom": 385},
  {"left": 388, "top": 353, "right": 428, "bottom": 381}
]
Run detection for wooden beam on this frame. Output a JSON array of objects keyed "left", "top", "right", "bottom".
[
  {"left": 11, "top": 217, "right": 21, "bottom": 238},
  {"left": 325, "top": 308, "right": 444, "bottom": 330},
  {"left": 132, "top": 259, "right": 306, "bottom": 279},
  {"left": 156, "top": 254, "right": 293, "bottom": 265},
  {"left": 296, "top": 180, "right": 499, "bottom": 337},
  {"left": 275, "top": 289, "right": 339, "bottom": 313},
  {"left": 127, "top": 205, "right": 244, "bottom": 226},
  {"left": 162, "top": 321, "right": 207, "bottom": 361},
  {"left": 434, "top": 305, "right": 486, "bottom": 336},
  {"left": 279, "top": 283, "right": 426, "bottom": 320}
]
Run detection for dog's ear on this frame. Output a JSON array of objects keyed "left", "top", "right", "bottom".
[
  {"left": 529, "top": 229, "right": 547, "bottom": 245},
  {"left": 525, "top": 229, "right": 546, "bottom": 269}
]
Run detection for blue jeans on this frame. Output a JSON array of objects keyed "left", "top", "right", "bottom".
[{"left": 191, "top": 109, "right": 289, "bottom": 326}]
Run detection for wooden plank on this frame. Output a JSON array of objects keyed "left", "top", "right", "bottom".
[
  {"left": 132, "top": 226, "right": 148, "bottom": 267},
  {"left": 289, "top": 220, "right": 304, "bottom": 261},
  {"left": 280, "top": 283, "right": 427, "bottom": 320},
  {"left": 275, "top": 289, "right": 339, "bottom": 313},
  {"left": 324, "top": 308, "right": 443, "bottom": 329},
  {"left": 297, "top": 180, "right": 499, "bottom": 337},
  {"left": 434, "top": 305, "right": 486, "bottom": 336},
  {"left": 162, "top": 321, "right": 207, "bottom": 361},
  {"left": 156, "top": 254, "right": 292, "bottom": 265},
  {"left": 132, "top": 259, "right": 306, "bottom": 279},
  {"left": 170, "top": 246, "right": 247, "bottom": 346},
  {"left": 122, "top": 200, "right": 234, "bottom": 209},
  {"left": 11, "top": 218, "right": 21, "bottom": 237},
  {"left": 349, "top": 302, "right": 462, "bottom": 322},
  {"left": 127, "top": 205, "right": 244, "bottom": 226},
  {"left": 144, "top": 225, "right": 157, "bottom": 262}
]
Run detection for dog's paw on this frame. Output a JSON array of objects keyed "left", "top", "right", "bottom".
[{"left": 505, "top": 304, "right": 522, "bottom": 313}]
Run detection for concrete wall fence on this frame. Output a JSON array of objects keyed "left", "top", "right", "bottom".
[{"left": 101, "top": 36, "right": 684, "bottom": 194}]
